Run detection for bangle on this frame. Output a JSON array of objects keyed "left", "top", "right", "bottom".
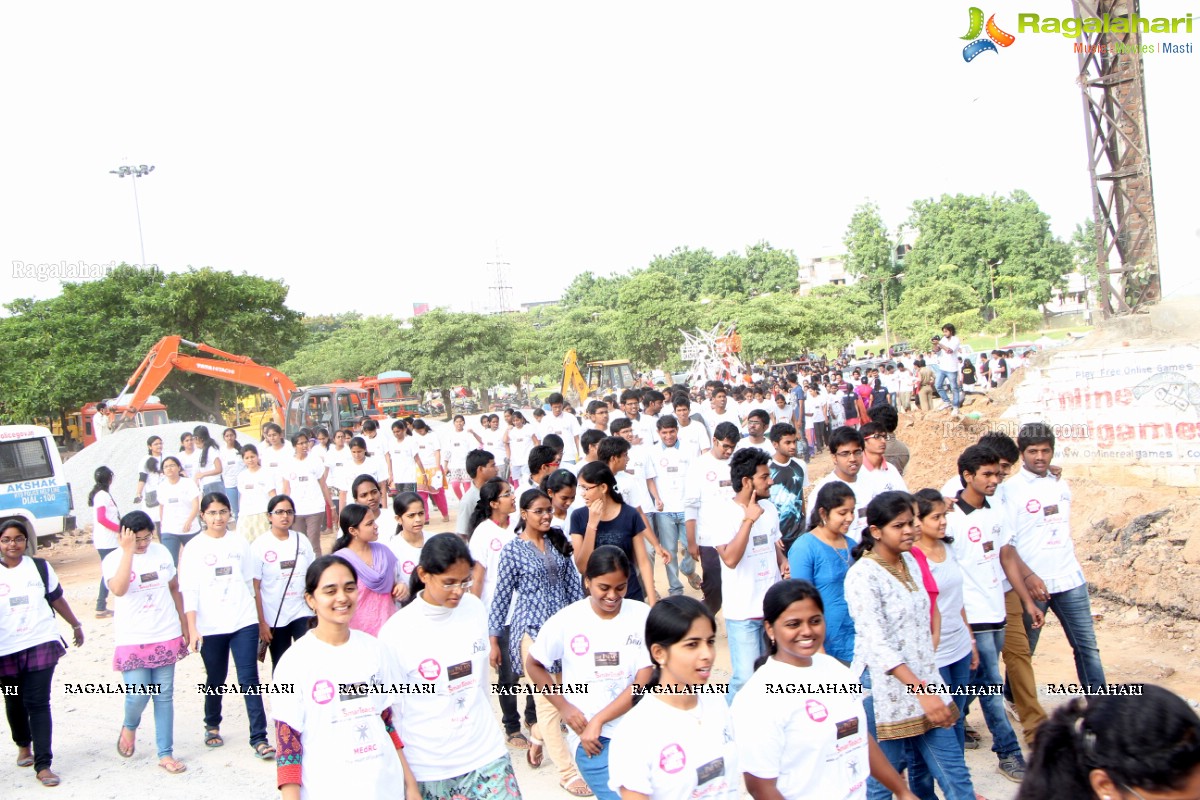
[
  {"left": 970, "top": 638, "right": 977, "bottom": 644},
  {"left": 71, "top": 624, "right": 83, "bottom": 630}
]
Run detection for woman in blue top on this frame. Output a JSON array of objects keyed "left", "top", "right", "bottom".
[
  {"left": 786, "top": 481, "right": 857, "bottom": 664},
  {"left": 569, "top": 463, "right": 655, "bottom": 605},
  {"left": 489, "top": 489, "right": 584, "bottom": 785}
]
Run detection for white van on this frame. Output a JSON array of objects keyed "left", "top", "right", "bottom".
[{"left": 0, "top": 425, "right": 75, "bottom": 554}]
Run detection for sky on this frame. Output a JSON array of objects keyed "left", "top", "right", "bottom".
[{"left": 2, "top": 1, "right": 1196, "bottom": 318}]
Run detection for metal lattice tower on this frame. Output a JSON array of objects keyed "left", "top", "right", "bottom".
[
  {"left": 488, "top": 248, "right": 513, "bottom": 314},
  {"left": 1072, "top": 0, "right": 1161, "bottom": 317}
]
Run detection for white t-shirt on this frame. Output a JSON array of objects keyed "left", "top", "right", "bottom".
[
  {"left": 676, "top": 420, "right": 710, "bottom": 458},
  {"left": 102, "top": 543, "right": 181, "bottom": 646},
  {"left": 178, "top": 533, "right": 259, "bottom": 636},
  {"left": 732, "top": 654, "right": 870, "bottom": 800},
  {"left": 220, "top": 445, "right": 245, "bottom": 488},
  {"left": 272, "top": 630, "right": 407, "bottom": 800},
  {"left": 443, "top": 429, "right": 477, "bottom": 470},
  {"left": 541, "top": 412, "right": 581, "bottom": 461},
  {"left": 529, "top": 598, "right": 652, "bottom": 740},
  {"left": 1004, "top": 469, "right": 1084, "bottom": 595},
  {"left": 479, "top": 429, "right": 505, "bottom": 461},
  {"left": 157, "top": 477, "right": 200, "bottom": 535},
  {"left": 711, "top": 499, "right": 782, "bottom": 621},
  {"left": 936, "top": 336, "right": 961, "bottom": 373},
  {"left": 387, "top": 535, "right": 424, "bottom": 588},
  {"left": 809, "top": 472, "right": 881, "bottom": 544},
  {"left": 261, "top": 442, "right": 295, "bottom": 490},
  {"left": 734, "top": 438, "right": 774, "bottom": 457},
  {"left": 411, "top": 434, "right": 441, "bottom": 477},
  {"left": 379, "top": 593, "right": 505, "bottom": 781},
  {"left": 506, "top": 425, "right": 535, "bottom": 470},
  {"left": 252, "top": 531, "right": 316, "bottom": 628},
  {"left": 0, "top": 557, "right": 62, "bottom": 656},
  {"left": 92, "top": 489, "right": 120, "bottom": 550},
  {"left": 609, "top": 692, "right": 740, "bottom": 800},
  {"left": 177, "top": 448, "right": 201, "bottom": 479},
  {"left": 237, "top": 467, "right": 277, "bottom": 517},
  {"left": 946, "top": 500, "right": 1008, "bottom": 625},
  {"left": 862, "top": 460, "right": 909, "bottom": 494},
  {"left": 684, "top": 453, "right": 735, "bottom": 547},
  {"left": 467, "top": 519, "right": 515, "bottom": 611},
  {"left": 324, "top": 446, "right": 352, "bottom": 490},
  {"left": 921, "top": 547, "right": 974, "bottom": 669},
  {"left": 652, "top": 443, "right": 692, "bottom": 513},
  {"left": 707, "top": 408, "right": 742, "bottom": 431},
  {"left": 335, "top": 457, "right": 388, "bottom": 495},
  {"left": 285, "top": 456, "right": 329, "bottom": 516},
  {"left": 625, "top": 414, "right": 658, "bottom": 447}
]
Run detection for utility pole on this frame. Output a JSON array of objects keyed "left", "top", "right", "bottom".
[
  {"left": 487, "top": 246, "right": 513, "bottom": 314},
  {"left": 109, "top": 163, "right": 155, "bottom": 265}
]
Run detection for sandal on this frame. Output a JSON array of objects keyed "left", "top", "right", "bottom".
[
  {"left": 95, "top": 609, "right": 113, "bottom": 619},
  {"left": 37, "top": 768, "right": 60, "bottom": 787},
  {"left": 253, "top": 741, "right": 276, "bottom": 760},
  {"left": 560, "top": 773, "right": 593, "bottom": 797},
  {"left": 17, "top": 748, "right": 34, "bottom": 768},
  {"left": 204, "top": 727, "right": 224, "bottom": 748},
  {"left": 526, "top": 727, "right": 544, "bottom": 768},
  {"left": 117, "top": 726, "right": 135, "bottom": 758},
  {"left": 686, "top": 571, "right": 702, "bottom": 590},
  {"left": 505, "top": 731, "right": 530, "bottom": 750},
  {"left": 158, "top": 756, "right": 187, "bottom": 774}
]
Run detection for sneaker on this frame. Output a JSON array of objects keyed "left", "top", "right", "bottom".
[{"left": 998, "top": 754, "right": 1026, "bottom": 783}]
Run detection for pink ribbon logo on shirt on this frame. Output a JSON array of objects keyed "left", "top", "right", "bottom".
[
  {"left": 490, "top": 537, "right": 503, "bottom": 551},
  {"left": 264, "top": 551, "right": 278, "bottom": 563},
  {"left": 968, "top": 526, "right": 982, "bottom": 543},
  {"left": 706, "top": 471, "right": 716, "bottom": 482},
  {"left": 204, "top": 554, "right": 217, "bottom": 566},
  {"left": 311, "top": 680, "right": 335, "bottom": 704},
  {"left": 418, "top": 658, "right": 442, "bottom": 680},
  {"left": 658, "top": 743, "right": 686, "bottom": 773},
  {"left": 806, "top": 699, "right": 829, "bottom": 722},
  {"left": 1025, "top": 499, "right": 1041, "bottom": 514},
  {"left": 570, "top": 634, "right": 590, "bottom": 656}
]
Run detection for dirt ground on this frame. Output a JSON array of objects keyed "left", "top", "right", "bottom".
[{"left": 5, "top": 412, "right": 1199, "bottom": 799}]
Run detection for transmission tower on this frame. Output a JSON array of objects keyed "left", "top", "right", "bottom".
[
  {"left": 1073, "top": 0, "right": 1161, "bottom": 317},
  {"left": 488, "top": 249, "right": 514, "bottom": 314}
]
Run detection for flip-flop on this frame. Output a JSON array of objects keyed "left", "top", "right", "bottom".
[
  {"left": 158, "top": 757, "right": 187, "bottom": 774},
  {"left": 505, "top": 731, "right": 530, "bottom": 750},
  {"left": 37, "top": 769, "right": 60, "bottom": 787},
  {"left": 253, "top": 741, "right": 276, "bottom": 760},
  {"left": 204, "top": 728, "right": 224, "bottom": 748},
  {"left": 117, "top": 727, "right": 135, "bottom": 758}
]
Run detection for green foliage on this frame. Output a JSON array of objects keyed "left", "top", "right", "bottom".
[
  {"left": 888, "top": 281, "right": 982, "bottom": 342},
  {"left": 986, "top": 301, "right": 1043, "bottom": 336},
  {"left": 278, "top": 317, "right": 403, "bottom": 385},
  {"left": 645, "top": 247, "right": 714, "bottom": 299},
  {"left": 736, "top": 294, "right": 822, "bottom": 362},
  {"left": 904, "top": 191, "right": 1072, "bottom": 312},
  {"left": 843, "top": 201, "right": 901, "bottom": 310},
  {"left": 614, "top": 273, "right": 695, "bottom": 367}
]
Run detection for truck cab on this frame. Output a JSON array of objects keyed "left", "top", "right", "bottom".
[
  {"left": 285, "top": 387, "right": 368, "bottom": 437},
  {"left": 0, "top": 425, "right": 75, "bottom": 554}
]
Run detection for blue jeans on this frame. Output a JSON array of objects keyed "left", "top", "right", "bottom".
[
  {"left": 576, "top": 736, "right": 619, "bottom": 800},
  {"left": 871, "top": 726, "right": 976, "bottom": 800},
  {"left": 224, "top": 485, "right": 240, "bottom": 519},
  {"left": 932, "top": 367, "right": 962, "bottom": 408},
  {"left": 725, "top": 618, "right": 767, "bottom": 703},
  {"left": 122, "top": 663, "right": 176, "bottom": 758},
  {"left": 909, "top": 652, "right": 972, "bottom": 798},
  {"left": 651, "top": 512, "right": 694, "bottom": 596},
  {"left": 160, "top": 532, "right": 199, "bottom": 567},
  {"left": 971, "top": 627, "right": 1022, "bottom": 758},
  {"left": 1027, "top": 583, "right": 1107, "bottom": 690},
  {"left": 199, "top": 623, "right": 268, "bottom": 747}
]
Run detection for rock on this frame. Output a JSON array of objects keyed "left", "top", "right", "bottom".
[{"left": 1121, "top": 607, "right": 1141, "bottom": 624}]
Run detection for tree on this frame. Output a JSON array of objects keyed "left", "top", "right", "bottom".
[
  {"left": 736, "top": 294, "right": 823, "bottom": 362},
  {"left": 645, "top": 247, "right": 714, "bottom": 300},
  {"left": 888, "top": 281, "right": 982, "bottom": 342},
  {"left": 278, "top": 316, "right": 405, "bottom": 385},
  {"left": 614, "top": 272, "right": 695, "bottom": 367},
  {"left": 904, "top": 191, "right": 1072, "bottom": 314}
]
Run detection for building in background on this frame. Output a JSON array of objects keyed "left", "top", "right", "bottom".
[{"left": 797, "top": 251, "right": 855, "bottom": 295}]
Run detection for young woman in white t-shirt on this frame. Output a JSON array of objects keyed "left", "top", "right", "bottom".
[
  {"left": 526, "top": 546, "right": 653, "bottom": 800},
  {"left": 219, "top": 428, "right": 245, "bottom": 522},
  {"left": 177, "top": 432, "right": 200, "bottom": 480},
  {"left": 179, "top": 492, "right": 273, "bottom": 760},
  {"left": 0, "top": 520, "right": 85, "bottom": 787},
  {"left": 260, "top": 423, "right": 295, "bottom": 489},
  {"left": 378, "top": 533, "right": 523, "bottom": 798},
  {"left": 732, "top": 580, "right": 918, "bottom": 800},
  {"left": 607, "top": 595, "right": 739, "bottom": 800},
  {"left": 336, "top": 438, "right": 388, "bottom": 510},
  {"left": 89, "top": 466, "right": 121, "bottom": 617},
  {"left": 273, "top": 555, "right": 420, "bottom": 800},
  {"left": 387, "top": 492, "right": 426, "bottom": 596},
  {"left": 157, "top": 456, "right": 200, "bottom": 567},
  {"left": 253, "top": 495, "right": 316, "bottom": 671},
  {"left": 104, "top": 510, "right": 190, "bottom": 775},
  {"left": 283, "top": 432, "right": 333, "bottom": 556},
  {"left": 445, "top": 414, "right": 482, "bottom": 499},
  {"left": 134, "top": 435, "right": 163, "bottom": 521},
  {"left": 236, "top": 445, "right": 277, "bottom": 544},
  {"left": 412, "top": 420, "right": 450, "bottom": 523},
  {"left": 192, "top": 425, "right": 224, "bottom": 497},
  {"left": 504, "top": 412, "right": 535, "bottom": 487}
]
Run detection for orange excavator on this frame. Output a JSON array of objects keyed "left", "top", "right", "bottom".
[{"left": 110, "top": 335, "right": 370, "bottom": 438}]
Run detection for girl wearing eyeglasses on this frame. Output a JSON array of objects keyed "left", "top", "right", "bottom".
[
  {"left": 179, "top": 492, "right": 273, "bottom": 760},
  {"left": 379, "top": 533, "right": 523, "bottom": 798},
  {"left": 105, "top": 510, "right": 189, "bottom": 775},
  {"left": 331, "top": 504, "right": 402, "bottom": 636},
  {"left": 252, "top": 495, "right": 316, "bottom": 671}
]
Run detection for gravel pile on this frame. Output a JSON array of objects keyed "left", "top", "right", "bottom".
[{"left": 64, "top": 421, "right": 259, "bottom": 527}]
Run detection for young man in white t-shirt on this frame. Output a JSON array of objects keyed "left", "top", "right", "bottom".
[
  {"left": 705, "top": 385, "right": 742, "bottom": 431},
  {"left": 542, "top": 393, "right": 582, "bottom": 464},
  {"left": 684, "top": 421, "right": 740, "bottom": 616},
  {"left": 713, "top": 448, "right": 785, "bottom": 702},
  {"left": 946, "top": 444, "right": 1031, "bottom": 783},
  {"left": 932, "top": 323, "right": 963, "bottom": 414},
  {"left": 649, "top": 415, "right": 700, "bottom": 595},
  {"left": 735, "top": 409, "right": 773, "bottom": 456},
  {"left": 671, "top": 394, "right": 710, "bottom": 457},
  {"left": 808, "top": 427, "right": 880, "bottom": 543},
  {"left": 859, "top": 421, "right": 909, "bottom": 494}
]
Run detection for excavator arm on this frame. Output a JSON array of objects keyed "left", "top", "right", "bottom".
[
  {"left": 561, "top": 349, "right": 590, "bottom": 408},
  {"left": 113, "top": 335, "right": 297, "bottom": 429}
]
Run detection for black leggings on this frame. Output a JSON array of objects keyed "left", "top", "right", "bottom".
[
  {"left": 2, "top": 664, "right": 56, "bottom": 772},
  {"left": 267, "top": 616, "right": 312, "bottom": 673}
]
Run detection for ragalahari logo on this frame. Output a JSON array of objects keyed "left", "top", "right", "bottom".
[{"left": 962, "top": 7, "right": 1016, "bottom": 61}]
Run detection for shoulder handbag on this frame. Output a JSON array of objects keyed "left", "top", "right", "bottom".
[{"left": 258, "top": 534, "right": 301, "bottom": 662}]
